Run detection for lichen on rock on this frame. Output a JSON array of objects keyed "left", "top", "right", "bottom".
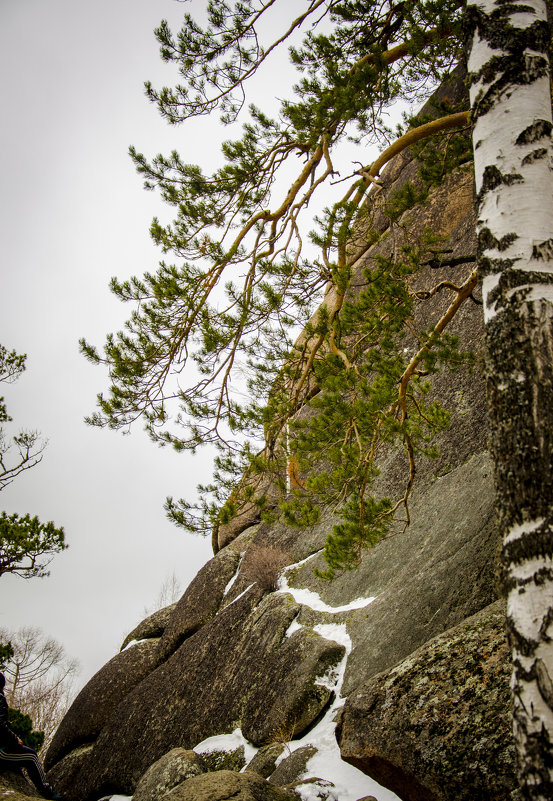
[{"left": 338, "top": 601, "right": 516, "bottom": 801}]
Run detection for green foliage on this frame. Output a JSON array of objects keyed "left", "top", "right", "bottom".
[
  {"left": 384, "top": 98, "right": 472, "bottom": 222},
  {"left": 0, "top": 640, "right": 14, "bottom": 669},
  {"left": 7, "top": 707, "right": 44, "bottom": 751},
  {"left": 82, "top": 1, "right": 477, "bottom": 574},
  {"left": 0, "top": 512, "right": 66, "bottom": 579},
  {"left": 385, "top": 181, "right": 429, "bottom": 221},
  {"left": 0, "top": 343, "right": 66, "bottom": 579},
  {"left": 0, "top": 345, "right": 26, "bottom": 425},
  {"left": 0, "top": 344, "right": 46, "bottom": 492},
  {"left": 279, "top": 237, "right": 474, "bottom": 575}
]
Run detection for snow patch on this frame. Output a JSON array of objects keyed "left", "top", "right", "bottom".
[
  {"left": 224, "top": 553, "right": 244, "bottom": 596},
  {"left": 279, "top": 584, "right": 376, "bottom": 613},
  {"left": 290, "top": 621, "right": 400, "bottom": 801},
  {"left": 294, "top": 779, "right": 339, "bottom": 800},
  {"left": 277, "top": 559, "right": 376, "bottom": 613},
  {"left": 225, "top": 583, "right": 255, "bottom": 608},
  {"left": 120, "top": 639, "right": 140, "bottom": 651},
  {"left": 195, "top": 728, "right": 258, "bottom": 765},
  {"left": 285, "top": 617, "right": 303, "bottom": 638}
]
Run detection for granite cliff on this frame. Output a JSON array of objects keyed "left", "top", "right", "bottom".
[{"left": 2, "top": 70, "right": 517, "bottom": 801}]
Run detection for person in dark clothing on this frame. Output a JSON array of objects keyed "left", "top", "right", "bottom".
[{"left": 0, "top": 672, "right": 63, "bottom": 800}]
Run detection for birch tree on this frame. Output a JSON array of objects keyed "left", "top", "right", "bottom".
[{"left": 466, "top": 1, "right": 553, "bottom": 797}]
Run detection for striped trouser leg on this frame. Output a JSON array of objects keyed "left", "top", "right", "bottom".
[{"left": 0, "top": 745, "right": 49, "bottom": 792}]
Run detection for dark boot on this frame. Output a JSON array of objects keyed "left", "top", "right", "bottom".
[{"left": 41, "top": 785, "right": 65, "bottom": 800}]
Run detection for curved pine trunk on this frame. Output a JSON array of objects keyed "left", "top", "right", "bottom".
[{"left": 466, "top": 1, "right": 553, "bottom": 797}]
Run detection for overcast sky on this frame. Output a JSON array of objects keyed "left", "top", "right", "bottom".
[
  {"left": 0, "top": 0, "right": 391, "bottom": 692},
  {"left": 0, "top": 0, "right": 243, "bottom": 689}
]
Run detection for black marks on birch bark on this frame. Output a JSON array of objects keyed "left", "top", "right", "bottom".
[
  {"left": 478, "top": 227, "right": 518, "bottom": 253},
  {"left": 485, "top": 300, "right": 553, "bottom": 542},
  {"left": 522, "top": 148, "right": 549, "bottom": 165},
  {"left": 533, "top": 238, "right": 553, "bottom": 260},
  {"left": 464, "top": 3, "right": 550, "bottom": 121},
  {"left": 482, "top": 164, "right": 524, "bottom": 191},
  {"left": 503, "top": 522, "right": 553, "bottom": 568},
  {"left": 536, "top": 658, "right": 553, "bottom": 711},
  {"left": 481, "top": 267, "right": 553, "bottom": 317},
  {"left": 476, "top": 165, "right": 524, "bottom": 209},
  {"left": 516, "top": 119, "right": 553, "bottom": 145}
]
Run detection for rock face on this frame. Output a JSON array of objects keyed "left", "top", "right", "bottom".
[
  {"left": 160, "top": 770, "right": 298, "bottom": 801},
  {"left": 46, "top": 639, "right": 160, "bottom": 767},
  {"left": 46, "top": 69, "right": 516, "bottom": 801},
  {"left": 52, "top": 587, "right": 345, "bottom": 798},
  {"left": 120, "top": 603, "right": 177, "bottom": 650},
  {"left": 338, "top": 601, "right": 516, "bottom": 801}
]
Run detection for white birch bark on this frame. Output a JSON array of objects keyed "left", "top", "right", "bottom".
[{"left": 466, "top": 1, "right": 553, "bottom": 797}]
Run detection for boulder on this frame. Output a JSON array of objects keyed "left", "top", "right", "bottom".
[
  {"left": 161, "top": 770, "right": 298, "bottom": 801},
  {"left": 54, "top": 590, "right": 345, "bottom": 799},
  {"left": 268, "top": 746, "right": 317, "bottom": 786},
  {"left": 45, "top": 639, "right": 160, "bottom": 768},
  {"left": 120, "top": 603, "right": 177, "bottom": 650},
  {"left": 132, "top": 748, "right": 206, "bottom": 801},
  {"left": 46, "top": 746, "right": 94, "bottom": 797},
  {"left": 198, "top": 746, "right": 247, "bottom": 773},
  {"left": 246, "top": 744, "right": 286, "bottom": 780},
  {"left": 338, "top": 601, "right": 517, "bottom": 801}
]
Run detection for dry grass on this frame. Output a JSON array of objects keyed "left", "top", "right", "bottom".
[{"left": 241, "top": 546, "right": 290, "bottom": 592}]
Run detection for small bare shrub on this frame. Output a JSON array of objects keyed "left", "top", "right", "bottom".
[{"left": 241, "top": 546, "right": 290, "bottom": 592}]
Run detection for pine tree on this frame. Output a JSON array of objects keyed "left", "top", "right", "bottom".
[
  {"left": 82, "top": 4, "right": 553, "bottom": 791},
  {"left": 80, "top": 0, "right": 470, "bottom": 547},
  {"left": 0, "top": 344, "right": 66, "bottom": 579}
]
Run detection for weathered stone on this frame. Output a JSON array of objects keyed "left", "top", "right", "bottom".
[
  {"left": 246, "top": 744, "right": 286, "bottom": 779},
  {"left": 198, "top": 746, "right": 246, "bottom": 774},
  {"left": 47, "top": 68, "right": 510, "bottom": 801},
  {"left": 132, "top": 748, "right": 205, "bottom": 801},
  {"left": 0, "top": 770, "right": 39, "bottom": 801},
  {"left": 338, "top": 601, "right": 516, "bottom": 801},
  {"left": 45, "top": 639, "right": 160, "bottom": 768},
  {"left": 217, "top": 501, "right": 262, "bottom": 551},
  {"left": 157, "top": 540, "right": 242, "bottom": 660},
  {"left": 120, "top": 603, "right": 177, "bottom": 650},
  {"left": 52, "top": 590, "right": 344, "bottom": 799},
  {"left": 161, "top": 770, "right": 298, "bottom": 801},
  {"left": 241, "top": 620, "right": 345, "bottom": 746},
  {"left": 268, "top": 746, "right": 317, "bottom": 786},
  {"left": 287, "top": 451, "right": 499, "bottom": 695},
  {"left": 46, "top": 745, "right": 94, "bottom": 795}
]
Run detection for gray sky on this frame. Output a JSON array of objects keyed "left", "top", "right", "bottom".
[
  {"left": 0, "top": 0, "right": 391, "bottom": 692},
  {"left": 0, "top": 0, "right": 235, "bottom": 688}
]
